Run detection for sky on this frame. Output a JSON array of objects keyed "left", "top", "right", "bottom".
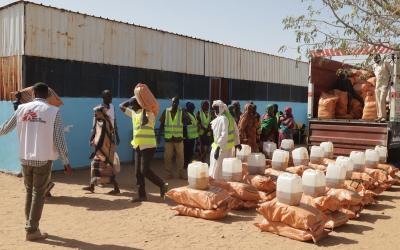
[{"left": 0, "top": 0, "right": 316, "bottom": 60}]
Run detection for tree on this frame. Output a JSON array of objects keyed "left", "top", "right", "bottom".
[{"left": 281, "top": 0, "right": 400, "bottom": 60}]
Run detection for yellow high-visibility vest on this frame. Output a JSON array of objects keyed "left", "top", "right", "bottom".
[
  {"left": 164, "top": 108, "right": 183, "bottom": 139},
  {"left": 199, "top": 111, "right": 211, "bottom": 136},
  {"left": 131, "top": 110, "right": 156, "bottom": 148},
  {"left": 187, "top": 113, "right": 199, "bottom": 139},
  {"left": 212, "top": 111, "right": 235, "bottom": 150}
]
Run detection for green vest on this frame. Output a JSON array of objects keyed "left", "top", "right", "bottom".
[
  {"left": 212, "top": 111, "right": 235, "bottom": 150},
  {"left": 187, "top": 113, "right": 199, "bottom": 139},
  {"left": 164, "top": 108, "right": 183, "bottom": 139},
  {"left": 199, "top": 111, "right": 211, "bottom": 136},
  {"left": 131, "top": 110, "right": 156, "bottom": 148}
]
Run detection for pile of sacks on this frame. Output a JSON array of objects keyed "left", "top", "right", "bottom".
[
  {"left": 166, "top": 162, "right": 233, "bottom": 220},
  {"left": 318, "top": 68, "right": 378, "bottom": 120}
]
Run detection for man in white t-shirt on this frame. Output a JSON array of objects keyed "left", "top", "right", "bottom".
[
  {"left": 0, "top": 82, "right": 73, "bottom": 241},
  {"left": 373, "top": 54, "right": 392, "bottom": 122}
]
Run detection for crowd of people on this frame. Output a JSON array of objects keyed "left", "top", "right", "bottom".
[{"left": 0, "top": 82, "right": 297, "bottom": 241}]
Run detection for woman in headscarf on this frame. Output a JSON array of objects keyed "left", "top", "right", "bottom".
[
  {"left": 209, "top": 100, "right": 241, "bottom": 180},
  {"left": 261, "top": 104, "right": 278, "bottom": 143},
  {"left": 278, "top": 107, "right": 295, "bottom": 147},
  {"left": 238, "top": 103, "right": 258, "bottom": 152}
]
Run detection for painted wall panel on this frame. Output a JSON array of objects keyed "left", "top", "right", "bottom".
[
  {"left": 135, "top": 27, "right": 163, "bottom": 70},
  {"left": 0, "top": 3, "right": 24, "bottom": 57},
  {"left": 162, "top": 33, "right": 186, "bottom": 73},
  {"left": 0, "top": 101, "right": 20, "bottom": 173},
  {"left": 186, "top": 38, "right": 204, "bottom": 75}
]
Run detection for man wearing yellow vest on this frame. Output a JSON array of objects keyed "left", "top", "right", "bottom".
[
  {"left": 120, "top": 97, "right": 168, "bottom": 202},
  {"left": 209, "top": 100, "right": 241, "bottom": 180},
  {"left": 197, "top": 100, "right": 213, "bottom": 162},
  {"left": 184, "top": 102, "right": 199, "bottom": 169},
  {"left": 159, "top": 96, "right": 190, "bottom": 179}
]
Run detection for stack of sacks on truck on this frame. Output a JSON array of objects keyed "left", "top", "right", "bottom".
[
  {"left": 317, "top": 68, "right": 378, "bottom": 120},
  {"left": 255, "top": 173, "right": 330, "bottom": 243},
  {"left": 301, "top": 169, "right": 349, "bottom": 230},
  {"left": 211, "top": 151, "right": 275, "bottom": 210},
  {"left": 166, "top": 162, "right": 234, "bottom": 220}
]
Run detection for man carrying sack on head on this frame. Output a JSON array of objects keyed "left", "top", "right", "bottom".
[
  {"left": 0, "top": 82, "right": 72, "bottom": 241},
  {"left": 209, "top": 100, "right": 241, "bottom": 180}
]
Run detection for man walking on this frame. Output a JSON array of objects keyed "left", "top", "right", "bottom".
[
  {"left": 120, "top": 96, "right": 168, "bottom": 202},
  {"left": 373, "top": 54, "right": 392, "bottom": 122},
  {"left": 159, "top": 97, "right": 190, "bottom": 179},
  {"left": 0, "top": 82, "right": 72, "bottom": 241}
]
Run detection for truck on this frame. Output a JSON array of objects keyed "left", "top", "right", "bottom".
[{"left": 307, "top": 48, "right": 400, "bottom": 162}]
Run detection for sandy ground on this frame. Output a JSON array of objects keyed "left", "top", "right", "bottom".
[{"left": 1, "top": 160, "right": 400, "bottom": 250}]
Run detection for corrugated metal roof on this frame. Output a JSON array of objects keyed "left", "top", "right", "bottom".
[{"left": 0, "top": 0, "right": 307, "bottom": 64}]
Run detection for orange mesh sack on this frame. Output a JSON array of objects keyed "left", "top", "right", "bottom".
[
  {"left": 134, "top": 83, "right": 160, "bottom": 116},
  {"left": 350, "top": 99, "right": 363, "bottom": 119},
  {"left": 326, "top": 188, "right": 363, "bottom": 206},
  {"left": 377, "top": 163, "right": 399, "bottom": 177},
  {"left": 362, "top": 93, "right": 377, "bottom": 121},
  {"left": 255, "top": 219, "right": 327, "bottom": 243},
  {"left": 286, "top": 166, "right": 308, "bottom": 176},
  {"left": 300, "top": 194, "right": 341, "bottom": 214},
  {"left": 16, "top": 86, "right": 63, "bottom": 107},
  {"left": 243, "top": 175, "right": 276, "bottom": 193},
  {"left": 210, "top": 180, "right": 261, "bottom": 201},
  {"left": 308, "top": 163, "right": 327, "bottom": 173},
  {"left": 324, "top": 211, "right": 349, "bottom": 230},
  {"left": 257, "top": 199, "right": 327, "bottom": 232},
  {"left": 333, "top": 89, "right": 348, "bottom": 116},
  {"left": 171, "top": 205, "right": 229, "bottom": 220},
  {"left": 367, "top": 77, "right": 376, "bottom": 86},
  {"left": 318, "top": 92, "right": 338, "bottom": 119},
  {"left": 166, "top": 186, "right": 233, "bottom": 210},
  {"left": 229, "top": 198, "right": 259, "bottom": 210}
]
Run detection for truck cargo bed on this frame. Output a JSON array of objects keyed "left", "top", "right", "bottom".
[{"left": 308, "top": 119, "right": 388, "bottom": 156}]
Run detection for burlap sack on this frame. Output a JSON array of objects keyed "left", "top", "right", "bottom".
[
  {"left": 343, "top": 180, "right": 377, "bottom": 205},
  {"left": 255, "top": 219, "right": 327, "bottom": 243},
  {"left": 171, "top": 205, "right": 229, "bottom": 220},
  {"left": 264, "top": 168, "right": 284, "bottom": 181},
  {"left": 364, "top": 168, "right": 389, "bottom": 186},
  {"left": 362, "top": 94, "right": 377, "bottom": 121},
  {"left": 286, "top": 165, "right": 308, "bottom": 176},
  {"left": 318, "top": 92, "right": 338, "bottom": 119},
  {"left": 367, "top": 77, "right": 376, "bottom": 87},
  {"left": 339, "top": 205, "right": 363, "bottom": 219},
  {"left": 300, "top": 194, "right": 341, "bottom": 214},
  {"left": 350, "top": 99, "right": 363, "bottom": 119},
  {"left": 243, "top": 175, "right": 276, "bottom": 193},
  {"left": 334, "top": 89, "right": 348, "bottom": 116},
  {"left": 210, "top": 180, "right": 261, "bottom": 201},
  {"left": 326, "top": 188, "right": 363, "bottom": 206},
  {"left": 324, "top": 211, "right": 349, "bottom": 230},
  {"left": 377, "top": 163, "right": 399, "bottom": 177},
  {"left": 134, "top": 83, "right": 160, "bottom": 116},
  {"left": 322, "top": 158, "right": 335, "bottom": 166},
  {"left": 166, "top": 186, "right": 233, "bottom": 210},
  {"left": 259, "top": 191, "right": 277, "bottom": 202},
  {"left": 257, "top": 199, "right": 327, "bottom": 232},
  {"left": 308, "top": 163, "right": 327, "bottom": 173},
  {"left": 229, "top": 198, "right": 259, "bottom": 210},
  {"left": 16, "top": 86, "right": 63, "bottom": 106}
]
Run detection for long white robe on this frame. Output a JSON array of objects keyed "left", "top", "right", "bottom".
[{"left": 209, "top": 115, "right": 240, "bottom": 180}]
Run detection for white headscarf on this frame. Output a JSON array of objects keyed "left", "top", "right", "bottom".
[{"left": 212, "top": 100, "right": 228, "bottom": 115}]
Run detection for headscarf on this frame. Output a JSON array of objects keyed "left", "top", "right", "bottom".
[
  {"left": 201, "top": 100, "right": 209, "bottom": 110},
  {"left": 212, "top": 100, "right": 228, "bottom": 116},
  {"left": 284, "top": 106, "right": 293, "bottom": 118},
  {"left": 261, "top": 104, "right": 278, "bottom": 135},
  {"left": 186, "top": 102, "right": 195, "bottom": 113},
  {"left": 238, "top": 103, "right": 255, "bottom": 126}
]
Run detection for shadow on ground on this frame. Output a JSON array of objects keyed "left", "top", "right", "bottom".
[{"left": 37, "top": 235, "right": 141, "bottom": 250}]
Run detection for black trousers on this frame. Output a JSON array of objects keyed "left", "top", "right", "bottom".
[
  {"left": 135, "top": 147, "right": 164, "bottom": 198},
  {"left": 184, "top": 139, "right": 196, "bottom": 169}
]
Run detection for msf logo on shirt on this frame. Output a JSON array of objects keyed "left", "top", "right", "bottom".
[{"left": 21, "top": 110, "right": 46, "bottom": 124}]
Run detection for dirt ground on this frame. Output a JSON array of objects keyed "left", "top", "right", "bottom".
[{"left": 1, "top": 160, "right": 400, "bottom": 250}]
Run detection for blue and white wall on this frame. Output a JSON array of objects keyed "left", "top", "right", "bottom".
[{"left": 0, "top": 98, "right": 307, "bottom": 174}]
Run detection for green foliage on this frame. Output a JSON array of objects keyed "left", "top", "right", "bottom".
[{"left": 282, "top": 0, "right": 400, "bottom": 60}]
